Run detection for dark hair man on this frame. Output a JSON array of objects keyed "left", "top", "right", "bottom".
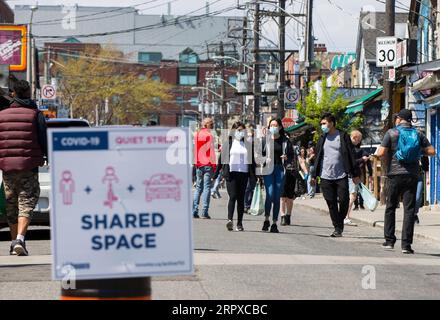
[
  {"left": 377, "top": 109, "right": 435, "bottom": 254},
  {"left": 0, "top": 80, "right": 47, "bottom": 256},
  {"left": 310, "top": 113, "right": 360, "bottom": 237}
]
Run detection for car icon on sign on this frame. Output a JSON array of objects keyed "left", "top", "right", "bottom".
[{"left": 143, "top": 173, "right": 182, "bottom": 202}]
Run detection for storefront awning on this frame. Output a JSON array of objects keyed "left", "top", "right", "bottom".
[
  {"left": 345, "top": 87, "right": 383, "bottom": 114},
  {"left": 412, "top": 71, "right": 440, "bottom": 92},
  {"left": 285, "top": 121, "right": 307, "bottom": 133}
]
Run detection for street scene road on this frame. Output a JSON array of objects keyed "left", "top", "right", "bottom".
[{"left": 1, "top": 190, "right": 440, "bottom": 300}]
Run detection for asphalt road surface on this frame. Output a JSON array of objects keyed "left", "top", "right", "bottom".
[{"left": 1, "top": 190, "right": 440, "bottom": 300}]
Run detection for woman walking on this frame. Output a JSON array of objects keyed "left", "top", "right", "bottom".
[
  {"left": 260, "top": 119, "right": 294, "bottom": 233},
  {"left": 214, "top": 122, "right": 255, "bottom": 231}
]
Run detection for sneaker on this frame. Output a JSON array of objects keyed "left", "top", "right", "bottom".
[
  {"left": 382, "top": 241, "right": 395, "bottom": 250},
  {"left": 13, "top": 240, "right": 28, "bottom": 256},
  {"left": 415, "top": 215, "right": 420, "bottom": 225},
  {"left": 353, "top": 206, "right": 359, "bottom": 211},
  {"left": 202, "top": 215, "right": 211, "bottom": 219},
  {"left": 281, "top": 216, "right": 287, "bottom": 226},
  {"left": 360, "top": 205, "right": 365, "bottom": 210},
  {"left": 262, "top": 220, "right": 270, "bottom": 232},
  {"left": 270, "top": 223, "right": 279, "bottom": 233},
  {"left": 211, "top": 193, "right": 217, "bottom": 199},
  {"left": 244, "top": 207, "right": 250, "bottom": 215},
  {"left": 9, "top": 240, "right": 17, "bottom": 256},
  {"left": 330, "top": 231, "right": 342, "bottom": 238},
  {"left": 226, "top": 220, "right": 233, "bottom": 231},
  {"left": 193, "top": 214, "right": 200, "bottom": 219},
  {"left": 285, "top": 215, "right": 291, "bottom": 226},
  {"left": 402, "top": 247, "right": 415, "bottom": 254},
  {"left": 344, "top": 218, "right": 357, "bottom": 226},
  {"left": 236, "top": 225, "right": 244, "bottom": 232}
]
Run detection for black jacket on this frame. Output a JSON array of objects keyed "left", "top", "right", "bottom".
[
  {"left": 354, "top": 144, "right": 373, "bottom": 176},
  {"left": 213, "top": 138, "right": 256, "bottom": 181},
  {"left": 259, "top": 134, "right": 295, "bottom": 170},
  {"left": 311, "top": 130, "right": 360, "bottom": 179}
]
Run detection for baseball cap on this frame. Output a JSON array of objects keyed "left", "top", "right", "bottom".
[{"left": 396, "top": 109, "right": 413, "bottom": 123}]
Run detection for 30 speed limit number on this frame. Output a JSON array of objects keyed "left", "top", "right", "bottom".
[{"left": 376, "top": 37, "right": 397, "bottom": 67}]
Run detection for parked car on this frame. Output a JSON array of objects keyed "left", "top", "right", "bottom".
[{"left": 0, "top": 118, "right": 90, "bottom": 229}]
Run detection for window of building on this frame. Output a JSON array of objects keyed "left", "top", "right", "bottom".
[
  {"left": 228, "top": 75, "right": 237, "bottom": 86},
  {"left": 151, "top": 74, "right": 160, "bottom": 81},
  {"left": 138, "top": 52, "right": 162, "bottom": 64},
  {"left": 189, "top": 97, "right": 199, "bottom": 106},
  {"left": 179, "top": 48, "right": 198, "bottom": 64},
  {"left": 179, "top": 69, "right": 197, "bottom": 85}
]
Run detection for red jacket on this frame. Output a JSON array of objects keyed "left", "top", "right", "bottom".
[
  {"left": 194, "top": 128, "right": 217, "bottom": 171},
  {"left": 0, "top": 103, "right": 45, "bottom": 172}
]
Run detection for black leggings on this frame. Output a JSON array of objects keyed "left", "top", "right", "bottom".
[{"left": 226, "top": 172, "right": 249, "bottom": 225}]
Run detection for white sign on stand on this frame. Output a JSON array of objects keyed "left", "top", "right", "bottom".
[{"left": 49, "top": 127, "right": 193, "bottom": 280}]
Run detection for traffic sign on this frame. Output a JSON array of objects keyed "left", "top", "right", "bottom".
[
  {"left": 376, "top": 37, "right": 398, "bottom": 67},
  {"left": 282, "top": 117, "right": 295, "bottom": 129},
  {"left": 49, "top": 127, "right": 193, "bottom": 280},
  {"left": 42, "top": 84, "right": 57, "bottom": 99},
  {"left": 284, "top": 88, "right": 300, "bottom": 104}
]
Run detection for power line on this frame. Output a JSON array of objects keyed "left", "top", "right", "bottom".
[
  {"left": 28, "top": 0, "right": 166, "bottom": 25},
  {"left": 33, "top": 5, "right": 235, "bottom": 39}
]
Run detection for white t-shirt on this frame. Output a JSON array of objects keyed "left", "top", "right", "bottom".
[{"left": 229, "top": 139, "right": 249, "bottom": 173}]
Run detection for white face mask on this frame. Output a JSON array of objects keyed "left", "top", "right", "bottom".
[{"left": 235, "top": 131, "right": 245, "bottom": 140}]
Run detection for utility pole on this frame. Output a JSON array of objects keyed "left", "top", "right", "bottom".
[
  {"left": 253, "top": 0, "right": 260, "bottom": 125},
  {"left": 384, "top": 0, "right": 395, "bottom": 130},
  {"left": 380, "top": 0, "right": 395, "bottom": 206},
  {"left": 278, "top": 0, "right": 286, "bottom": 119},
  {"left": 219, "top": 41, "right": 227, "bottom": 129},
  {"left": 304, "top": 0, "right": 313, "bottom": 93}
]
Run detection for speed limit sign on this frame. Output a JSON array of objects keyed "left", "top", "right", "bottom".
[{"left": 376, "top": 37, "right": 397, "bottom": 67}]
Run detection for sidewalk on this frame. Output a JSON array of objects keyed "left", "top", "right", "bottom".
[{"left": 294, "top": 195, "right": 440, "bottom": 243}]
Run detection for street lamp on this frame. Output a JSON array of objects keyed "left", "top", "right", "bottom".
[
  {"left": 191, "top": 86, "right": 222, "bottom": 99},
  {"left": 205, "top": 77, "right": 238, "bottom": 90}
]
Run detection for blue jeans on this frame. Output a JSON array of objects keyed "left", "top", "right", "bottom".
[
  {"left": 193, "top": 166, "right": 213, "bottom": 217},
  {"left": 211, "top": 171, "right": 222, "bottom": 197},
  {"left": 244, "top": 175, "right": 257, "bottom": 209},
  {"left": 415, "top": 174, "right": 424, "bottom": 215},
  {"left": 263, "top": 164, "right": 285, "bottom": 222}
]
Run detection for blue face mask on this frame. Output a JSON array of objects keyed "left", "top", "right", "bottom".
[
  {"left": 269, "top": 127, "right": 279, "bottom": 135},
  {"left": 321, "top": 125, "right": 330, "bottom": 134}
]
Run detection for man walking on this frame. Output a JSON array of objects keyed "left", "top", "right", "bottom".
[
  {"left": 0, "top": 80, "right": 47, "bottom": 256},
  {"left": 310, "top": 113, "right": 360, "bottom": 237},
  {"left": 193, "top": 117, "right": 216, "bottom": 219},
  {"left": 377, "top": 109, "right": 435, "bottom": 254}
]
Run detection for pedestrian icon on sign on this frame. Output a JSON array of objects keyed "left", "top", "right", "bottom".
[
  {"left": 102, "top": 166, "right": 119, "bottom": 209},
  {"left": 60, "top": 170, "right": 75, "bottom": 205}
]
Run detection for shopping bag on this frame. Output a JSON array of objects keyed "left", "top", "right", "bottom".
[
  {"left": 359, "top": 183, "right": 378, "bottom": 212},
  {"left": 249, "top": 181, "right": 265, "bottom": 216}
]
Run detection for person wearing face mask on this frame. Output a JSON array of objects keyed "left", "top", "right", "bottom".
[
  {"left": 259, "top": 119, "right": 294, "bottom": 233},
  {"left": 213, "top": 122, "right": 256, "bottom": 231},
  {"left": 310, "top": 113, "right": 360, "bottom": 238}
]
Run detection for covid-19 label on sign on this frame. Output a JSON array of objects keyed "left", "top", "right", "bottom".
[{"left": 49, "top": 127, "right": 193, "bottom": 280}]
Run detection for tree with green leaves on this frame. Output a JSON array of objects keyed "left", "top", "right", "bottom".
[
  {"left": 55, "top": 47, "right": 171, "bottom": 125},
  {"left": 297, "top": 77, "right": 363, "bottom": 141}
]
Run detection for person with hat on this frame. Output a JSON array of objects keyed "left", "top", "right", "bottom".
[{"left": 377, "top": 109, "right": 435, "bottom": 254}]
